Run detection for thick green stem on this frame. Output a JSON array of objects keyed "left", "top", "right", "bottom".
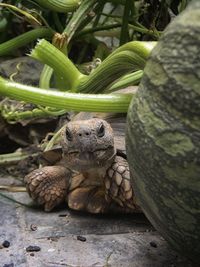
[
  {"left": 0, "top": 28, "right": 54, "bottom": 56},
  {"left": 39, "top": 64, "right": 53, "bottom": 89},
  {"left": 108, "top": 70, "right": 143, "bottom": 92},
  {"left": 32, "top": 39, "right": 155, "bottom": 93},
  {"left": 0, "top": 77, "right": 133, "bottom": 113},
  {"left": 63, "top": 0, "right": 98, "bottom": 42},
  {"left": 33, "top": 0, "right": 81, "bottom": 12},
  {"left": 38, "top": 0, "right": 102, "bottom": 90},
  {"left": 78, "top": 41, "right": 156, "bottom": 93},
  {"left": 31, "top": 39, "right": 84, "bottom": 90}
]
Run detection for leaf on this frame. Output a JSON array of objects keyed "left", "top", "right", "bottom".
[{"left": 0, "top": 3, "right": 42, "bottom": 26}]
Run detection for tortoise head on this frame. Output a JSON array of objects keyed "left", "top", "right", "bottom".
[{"left": 61, "top": 118, "right": 116, "bottom": 171}]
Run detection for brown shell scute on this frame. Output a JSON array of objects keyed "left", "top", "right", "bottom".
[
  {"left": 105, "top": 156, "right": 141, "bottom": 212},
  {"left": 24, "top": 166, "right": 70, "bottom": 211}
]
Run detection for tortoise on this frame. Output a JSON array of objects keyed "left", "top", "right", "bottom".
[{"left": 24, "top": 114, "right": 141, "bottom": 213}]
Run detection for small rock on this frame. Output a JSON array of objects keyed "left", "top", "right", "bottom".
[
  {"left": 26, "top": 245, "right": 41, "bottom": 252},
  {"left": 48, "top": 248, "right": 55, "bottom": 252},
  {"left": 59, "top": 214, "right": 68, "bottom": 217},
  {"left": 3, "top": 264, "right": 14, "bottom": 267},
  {"left": 30, "top": 253, "right": 35, "bottom": 257},
  {"left": 150, "top": 241, "right": 157, "bottom": 248},
  {"left": 30, "top": 224, "right": 37, "bottom": 231},
  {"left": 2, "top": 240, "right": 10, "bottom": 248},
  {"left": 77, "top": 236, "right": 86, "bottom": 242}
]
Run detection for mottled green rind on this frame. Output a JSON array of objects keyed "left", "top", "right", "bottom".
[{"left": 126, "top": 1, "right": 200, "bottom": 263}]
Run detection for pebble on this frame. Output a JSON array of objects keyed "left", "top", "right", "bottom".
[
  {"left": 26, "top": 245, "right": 41, "bottom": 252},
  {"left": 150, "top": 241, "right": 158, "bottom": 248},
  {"left": 3, "top": 264, "right": 14, "bottom": 267},
  {"left": 59, "top": 214, "right": 68, "bottom": 217},
  {"left": 77, "top": 236, "right": 86, "bottom": 242},
  {"left": 2, "top": 240, "right": 10, "bottom": 248},
  {"left": 30, "top": 224, "right": 37, "bottom": 231}
]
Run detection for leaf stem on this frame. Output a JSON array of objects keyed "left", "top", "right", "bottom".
[
  {"left": 33, "top": 0, "right": 81, "bottom": 13},
  {"left": 0, "top": 27, "right": 54, "bottom": 56},
  {"left": 0, "top": 77, "right": 133, "bottom": 113},
  {"left": 30, "top": 39, "right": 84, "bottom": 90}
]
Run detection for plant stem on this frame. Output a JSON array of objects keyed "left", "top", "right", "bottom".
[
  {"left": 0, "top": 27, "right": 54, "bottom": 56},
  {"left": 0, "top": 186, "right": 27, "bottom": 192},
  {"left": 39, "top": 64, "right": 53, "bottom": 89},
  {"left": 33, "top": 0, "right": 81, "bottom": 13},
  {"left": 0, "top": 150, "right": 39, "bottom": 165},
  {"left": 78, "top": 41, "right": 156, "bottom": 93},
  {"left": 30, "top": 39, "right": 84, "bottom": 90},
  {"left": 128, "top": 23, "right": 161, "bottom": 38},
  {"left": 108, "top": 70, "right": 143, "bottom": 92},
  {"left": 0, "top": 77, "right": 133, "bottom": 113},
  {"left": 63, "top": 0, "right": 98, "bottom": 43},
  {"left": 120, "top": 0, "right": 131, "bottom": 45},
  {"left": 31, "top": 39, "right": 155, "bottom": 93},
  {"left": 1, "top": 106, "right": 67, "bottom": 122},
  {"left": 75, "top": 23, "right": 122, "bottom": 38}
]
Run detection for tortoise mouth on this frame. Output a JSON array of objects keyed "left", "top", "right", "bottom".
[
  {"left": 65, "top": 147, "right": 115, "bottom": 171},
  {"left": 68, "top": 146, "right": 113, "bottom": 154}
]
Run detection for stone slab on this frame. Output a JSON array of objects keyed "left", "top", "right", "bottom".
[{"left": 0, "top": 174, "right": 194, "bottom": 267}]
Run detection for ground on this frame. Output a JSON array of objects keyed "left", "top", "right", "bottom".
[{"left": 0, "top": 174, "right": 194, "bottom": 267}]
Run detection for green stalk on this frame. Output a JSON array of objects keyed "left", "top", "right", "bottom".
[
  {"left": 63, "top": 0, "right": 98, "bottom": 42},
  {"left": 0, "top": 27, "right": 54, "bottom": 56},
  {"left": 32, "top": 39, "right": 155, "bottom": 93},
  {"left": 77, "top": 41, "right": 156, "bottom": 93},
  {"left": 120, "top": 0, "right": 131, "bottom": 45},
  {"left": 128, "top": 23, "right": 162, "bottom": 38},
  {"left": 1, "top": 107, "right": 67, "bottom": 122},
  {"left": 31, "top": 39, "right": 84, "bottom": 90},
  {"left": 38, "top": 0, "right": 100, "bottom": 90},
  {"left": 75, "top": 23, "right": 122, "bottom": 38},
  {"left": 0, "top": 77, "right": 133, "bottom": 113},
  {"left": 39, "top": 64, "right": 53, "bottom": 89},
  {"left": 53, "top": 12, "right": 64, "bottom": 32},
  {"left": 108, "top": 70, "right": 143, "bottom": 92},
  {"left": 0, "top": 150, "right": 38, "bottom": 165},
  {"left": 33, "top": 0, "right": 81, "bottom": 13}
]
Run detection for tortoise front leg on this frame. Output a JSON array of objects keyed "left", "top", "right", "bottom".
[
  {"left": 24, "top": 166, "right": 70, "bottom": 211},
  {"left": 104, "top": 156, "right": 142, "bottom": 212},
  {"left": 66, "top": 173, "right": 108, "bottom": 213},
  {"left": 67, "top": 167, "right": 141, "bottom": 214}
]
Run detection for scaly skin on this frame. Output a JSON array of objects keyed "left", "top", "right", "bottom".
[{"left": 24, "top": 119, "right": 141, "bottom": 213}]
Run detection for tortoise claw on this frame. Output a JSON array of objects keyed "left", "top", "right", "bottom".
[{"left": 24, "top": 166, "right": 70, "bottom": 211}]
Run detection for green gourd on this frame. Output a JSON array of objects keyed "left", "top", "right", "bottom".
[{"left": 126, "top": 0, "right": 200, "bottom": 262}]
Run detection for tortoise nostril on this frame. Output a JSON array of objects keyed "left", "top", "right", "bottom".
[{"left": 78, "top": 131, "right": 90, "bottom": 137}]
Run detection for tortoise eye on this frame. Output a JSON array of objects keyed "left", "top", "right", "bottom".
[
  {"left": 97, "top": 123, "right": 105, "bottom": 137},
  {"left": 66, "top": 128, "right": 73, "bottom": 141}
]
